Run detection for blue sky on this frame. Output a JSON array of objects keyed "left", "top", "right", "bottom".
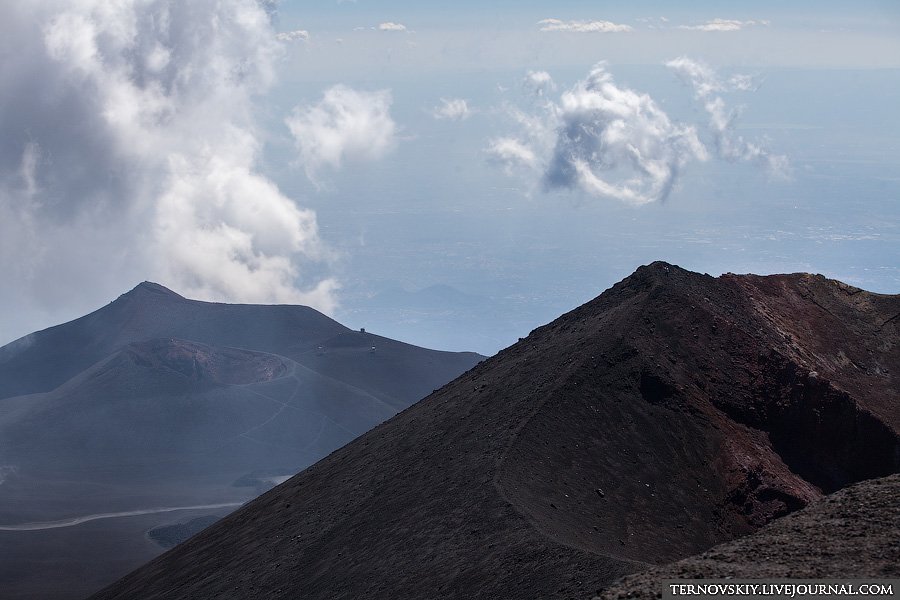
[
  {"left": 274, "top": 0, "right": 900, "bottom": 26},
  {"left": 0, "top": 0, "right": 898, "bottom": 355},
  {"left": 271, "top": 0, "right": 900, "bottom": 70}
]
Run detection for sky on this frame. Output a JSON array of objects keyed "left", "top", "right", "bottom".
[{"left": 0, "top": 1, "right": 898, "bottom": 355}]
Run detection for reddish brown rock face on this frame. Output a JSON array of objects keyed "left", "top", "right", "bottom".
[{"left": 90, "top": 263, "right": 899, "bottom": 600}]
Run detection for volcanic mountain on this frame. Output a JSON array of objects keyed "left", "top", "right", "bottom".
[
  {"left": 91, "top": 263, "right": 899, "bottom": 600},
  {"left": 0, "top": 283, "right": 482, "bottom": 599}
]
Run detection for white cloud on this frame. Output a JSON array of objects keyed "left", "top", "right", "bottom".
[
  {"left": 665, "top": 56, "right": 725, "bottom": 97},
  {"left": 276, "top": 29, "right": 310, "bottom": 42},
  {"left": 485, "top": 138, "right": 539, "bottom": 173},
  {"left": 432, "top": 98, "right": 472, "bottom": 121},
  {"left": 666, "top": 57, "right": 789, "bottom": 176},
  {"left": 286, "top": 85, "right": 398, "bottom": 182},
  {"left": 679, "top": 19, "right": 770, "bottom": 32},
  {"left": 547, "top": 64, "right": 708, "bottom": 203},
  {"left": 538, "top": 18, "right": 633, "bottom": 33},
  {"left": 489, "top": 63, "right": 707, "bottom": 205},
  {"left": 524, "top": 70, "right": 556, "bottom": 97},
  {"left": 378, "top": 22, "right": 408, "bottom": 32},
  {"left": 0, "top": 0, "right": 337, "bottom": 337}
]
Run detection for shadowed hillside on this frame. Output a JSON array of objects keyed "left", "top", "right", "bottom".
[
  {"left": 0, "top": 282, "right": 479, "bottom": 406},
  {"left": 91, "top": 262, "right": 899, "bottom": 600},
  {"left": 0, "top": 283, "right": 482, "bottom": 600}
]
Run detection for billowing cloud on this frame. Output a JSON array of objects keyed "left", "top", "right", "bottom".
[
  {"left": 276, "top": 29, "right": 310, "bottom": 42},
  {"left": 286, "top": 85, "right": 398, "bottom": 182},
  {"left": 546, "top": 64, "right": 708, "bottom": 204},
  {"left": 666, "top": 57, "right": 788, "bottom": 175},
  {"left": 679, "top": 19, "right": 770, "bottom": 32},
  {"left": 538, "top": 19, "right": 633, "bottom": 33},
  {"left": 432, "top": 98, "right": 471, "bottom": 121},
  {"left": 488, "top": 63, "right": 707, "bottom": 205},
  {"left": 378, "top": 22, "right": 408, "bottom": 32},
  {"left": 0, "top": 0, "right": 337, "bottom": 341}
]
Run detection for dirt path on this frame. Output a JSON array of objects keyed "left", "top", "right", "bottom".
[{"left": 0, "top": 502, "right": 245, "bottom": 531}]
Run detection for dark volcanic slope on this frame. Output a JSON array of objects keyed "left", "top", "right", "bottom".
[
  {"left": 0, "top": 281, "right": 481, "bottom": 406},
  {"left": 92, "top": 263, "right": 899, "bottom": 600},
  {"left": 0, "top": 339, "right": 396, "bottom": 481},
  {"left": 0, "top": 282, "right": 483, "bottom": 489},
  {"left": 0, "top": 282, "right": 335, "bottom": 400},
  {"left": 599, "top": 474, "right": 900, "bottom": 599}
]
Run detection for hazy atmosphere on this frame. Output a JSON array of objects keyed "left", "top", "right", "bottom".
[
  {"left": 1, "top": 3, "right": 898, "bottom": 600},
  {"left": 1, "top": 0, "right": 898, "bottom": 355}
]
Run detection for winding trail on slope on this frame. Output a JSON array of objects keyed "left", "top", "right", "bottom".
[
  {"left": 0, "top": 502, "right": 245, "bottom": 531},
  {"left": 491, "top": 385, "right": 652, "bottom": 570}
]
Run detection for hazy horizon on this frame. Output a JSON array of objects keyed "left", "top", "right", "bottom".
[{"left": 1, "top": 1, "right": 898, "bottom": 355}]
